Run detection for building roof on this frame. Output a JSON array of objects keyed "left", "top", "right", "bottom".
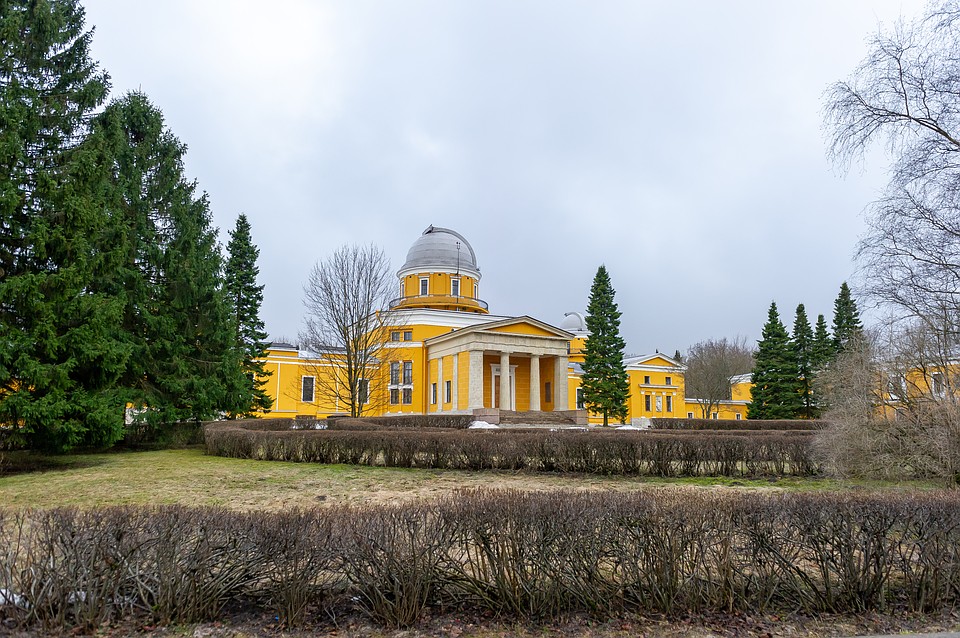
[{"left": 398, "top": 225, "right": 481, "bottom": 278}]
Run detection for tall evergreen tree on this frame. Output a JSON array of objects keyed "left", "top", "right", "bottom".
[
  {"left": 748, "top": 302, "right": 803, "bottom": 420},
  {"left": 224, "top": 213, "right": 272, "bottom": 416},
  {"left": 580, "top": 265, "right": 629, "bottom": 426},
  {"left": 811, "top": 313, "right": 833, "bottom": 370},
  {"left": 92, "top": 92, "right": 238, "bottom": 427},
  {"left": 832, "top": 282, "right": 863, "bottom": 354},
  {"left": 0, "top": 0, "right": 132, "bottom": 451},
  {"left": 792, "top": 304, "right": 815, "bottom": 418}
]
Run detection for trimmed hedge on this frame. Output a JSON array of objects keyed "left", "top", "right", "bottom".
[
  {"left": 4, "top": 490, "right": 960, "bottom": 631},
  {"left": 205, "top": 420, "right": 819, "bottom": 476},
  {"left": 652, "top": 418, "right": 826, "bottom": 431}
]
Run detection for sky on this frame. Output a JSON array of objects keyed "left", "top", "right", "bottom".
[{"left": 81, "top": 0, "right": 924, "bottom": 356}]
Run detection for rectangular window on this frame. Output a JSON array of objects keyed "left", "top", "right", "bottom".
[
  {"left": 932, "top": 372, "right": 945, "bottom": 395},
  {"left": 655, "top": 396, "right": 663, "bottom": 412},
  {"left": 666, "top": 396, "right": 672, "bottom": 412},
  {"left": 643, "top": 375, "right": 650, "bottom": 385},
  {"left": 451, "top": 278, "right": 460, "bottom": 296},
  {"left": 402, "top": 361, "right": 413, "bottom": 384},
  {"left": 474, "top": 282, "right": 479, "bottom": 298},
  {"left": 390, "top": 331, "right": 400, "bottom": 342},
  {"left": 358, "top": 379, "right": 369, "bottom": 405},
  {"left": 390, "top": 362, "right": 399, "bottom": 385},
  {"left": 687, "top": 412, "right": 694, "bottom": 418},
  {"left": 390, "top": 388, "right": 399, "bottom": 405},
  {"left": 403, "top": 331, "right": 413, "bottom": 341},
  {"left": 402, "top": 388, "right": 413, "bottom": 404},
  {"left": 712, "top": 412, "right": 719, "bottom": 420},
  {"left": 644, "top": 395, "right": 651, "bottom": 411},
  {"left": 430, "top": 383, "right": 437, "bottom": 405},
  {"left": 736, "top": 413, "right": 742, "bottom": 420},
  {"left": 301, "top": 376, "right": 315, "bottom": 403},
  {"left": 665, "top": 376, "right": 672, "bottom": 386},
  {"left": 576, "top": 387, "right": 585, "bottom": 410},
  {"left": 420, "top": 277, "right": 429, "bottom": 296},
  {"left": 445, "top": 380, "right": 452, "bottom": 403},
  {"left": 400, "top": 281, "right": 405, "bottom": 298}
]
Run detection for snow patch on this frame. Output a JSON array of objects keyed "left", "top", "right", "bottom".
[{"left": 469, "top": 421, "right": 499, "bottom": 429}]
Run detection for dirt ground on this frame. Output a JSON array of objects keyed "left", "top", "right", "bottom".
[{"left": 4, "top": 608, "right": 960, "bottom": 638}]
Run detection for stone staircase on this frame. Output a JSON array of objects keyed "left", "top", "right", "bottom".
[{"left": 496, "top": 410, "right": 581, "bottom": 426}]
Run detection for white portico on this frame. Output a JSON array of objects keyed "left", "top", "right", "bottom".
[{"left": 424, "top": 316, "right": 572, "bottom": 413}]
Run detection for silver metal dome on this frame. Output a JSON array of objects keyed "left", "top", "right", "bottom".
[
  {"left": 398, "top": 225, "right": 481, "bottom": 278},
  {"left": 559, "top": 311, "right": 589, "bottom": 334}
]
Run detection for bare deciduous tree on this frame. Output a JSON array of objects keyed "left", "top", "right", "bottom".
[
  {"left": 682, "top": 337, "right": 754, "bottom": 419},
  {"left": 824, "top": 2, "right": 960, "bottom": 329},
  {"left": 814, "top": 325, "right": 960, "bottom": 484},
  {"left": 299, "top": 244, "right": 401, "bottom": 417}
]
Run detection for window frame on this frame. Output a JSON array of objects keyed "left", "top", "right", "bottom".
[
  {"left": 451, "top": 277, "right": 460, "bottom": 297},
  {"left": 301, "top": 376, "right": 315, "bottom": 403},
  {"left": 444, "top": 380, "right": 452, "bottom": 403},
  {"left": 430, "top": 383, "right": 437, "bottom": 405},
  {"left": 419, "top": 277, "right": 429, "bottom": 296}
]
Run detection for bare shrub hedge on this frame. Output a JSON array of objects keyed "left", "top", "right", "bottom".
[
  {"left": 3, "top": 490, "right": 960, "bottom": 630},
  {"left": 652, "top": 418, "right": 826, "bottom": 431},
  {"left": 205, "top": 421, "right": 819, "bottom": 477}
]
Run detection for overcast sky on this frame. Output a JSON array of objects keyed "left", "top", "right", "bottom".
[{"left": 82, "top": 0, "right": 922, "bottom": 356}]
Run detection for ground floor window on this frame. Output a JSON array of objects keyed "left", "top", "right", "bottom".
[
  {"left": 576, "top": 387, "right": 585, "bottom": 410},
  {"left": 444, "top": 380, "right": 451, "bottom": 403},
  {"left": 358, "top": 379, "right": 369, "bottom": 405},
  {"left": 301, "top": 376, "right": 315, "bottom": 403},
  {"left": 666, "top": 396, "right": 672, "bottom": 412},
  {"left": 687, "top": 412, "right": 694, "bottom": 418},
  {"left": 431, "top": 383, "right": 437, "bottom": 405},
  {"left": 545, "top": 381, "right": 552, "bottom": 403},
  {"left": 736, "top": 413, "right": 742, "bottom": 420},
  {"left": 644, "top": 395, "right": 651, "bottom": 411},
  {"left": 402, "top": 388, "right": 413, "bottom": 404},
  {"left": 390, "top": 388, "right": 399, "bottom": 405}
]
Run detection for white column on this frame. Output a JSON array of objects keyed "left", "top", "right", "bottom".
[
  {"left": 499, "top": 351, "right": 511, "bottom": 410},
  {"left": 554, "top": 355, "right": 569, "bottom": 411},
  {"left": 436, "top": 357, "right": 444, "bottom": 412},
  {"left": 529, "top": 354, "right": 541, "bottom": 411},
  {"left": 468, "top": 350, "right": 484, "bottom": 409}
]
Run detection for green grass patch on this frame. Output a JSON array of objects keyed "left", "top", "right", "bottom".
[{"left": 0, "top": 448, "right": 940, "bottom": 511}]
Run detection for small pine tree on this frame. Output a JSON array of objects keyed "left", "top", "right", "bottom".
[
  {"left": 224, "top": 214, "right": 273, "bottom": 416},
  {"left": 792, "top": 304, "right": 815, "bottom": 419},
  {"left": 832, "top": 282, "right": 863, "bottom": 353},
  {"left": 748, "top": 302, "right": 803, "bottom": 420},
  {"left": 673, "top": 349, "right": 683, "bottom": 363},
  {"left": 580, "top": 265, "right": 629, "bottom": 426}
]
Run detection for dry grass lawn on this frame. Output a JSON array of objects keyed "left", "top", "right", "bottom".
[{"left": 0, "top": 447, "right": 934, "bottom": 511}]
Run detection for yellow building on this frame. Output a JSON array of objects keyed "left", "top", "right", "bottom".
[{"left": 258, "top": 225, "right": 751, "bottom": 424}]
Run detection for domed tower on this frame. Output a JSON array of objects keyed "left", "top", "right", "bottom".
[
  {"left": 560, "top": 311, "right": 589, "bottom": 363},
  {"left": 391, "top": 225, "right": 489, "bottom": 314}
]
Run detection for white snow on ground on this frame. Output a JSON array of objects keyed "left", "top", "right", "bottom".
[
  {"left": 0, "top": 588, "right": 29, "bottom": 608},
  {"left": 616, "top": 425, "right": 643, "bottom": 430},
  {"left": 469, "top": 421, "right": 499, "bottom": 429}
]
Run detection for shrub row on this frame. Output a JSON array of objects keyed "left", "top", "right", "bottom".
[
  {"left": 4, "top": 490, "right": 960, "bottom": 630},
  {"left": 651, "top": 418, "right": 826, "bottom": 431},
  {"left": 205, "top": 422, "right": 819, "bottom": 476}
]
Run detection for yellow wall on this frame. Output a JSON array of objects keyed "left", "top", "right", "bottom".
[{"left": 683, "top": 400, "right": 749, "bottom": 421}]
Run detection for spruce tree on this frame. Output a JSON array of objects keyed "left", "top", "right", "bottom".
[
  {"left": 811, "top": 313, "right": 833, "bottom": 370},
  {"left": 92, "top": 92, "right": 238, "bottom": 427},
  {"left": 224, "top": 213, "right": 272, "bottom": 416},
  {"left": 580, "top": 265, "right": 629, "bottom": 426},
  {"left": 832, "top": 282, "right": 863, "bottom": 354},
  {"left": 792, "top": 304, "right": 815, "bottom": 419},
  {"left": 748, "top": 302, "right": 803, "bottom": 420},
  {"left": 0, "top": 0, "right": 131, "bottom": 451}
]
